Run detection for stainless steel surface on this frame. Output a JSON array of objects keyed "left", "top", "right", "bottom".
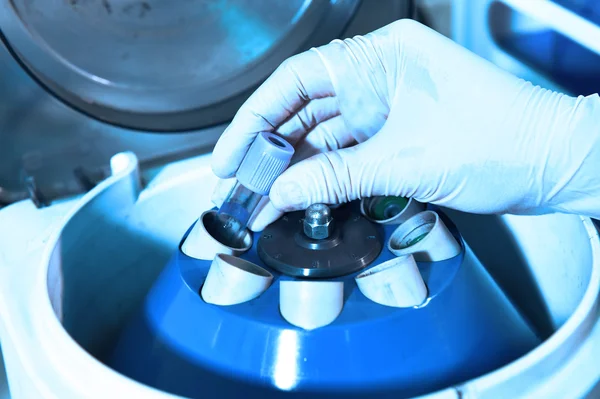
[
  {"left": 202, "top": 210, "right": 252, "bottom": 251},
  {"left": 0, "top": 0, "right": 414, "bottom": 207},
  {"left": 258, "top": 205, "right": 383, "bottom": 278},
  {"left": 0, "top": 0, "right": 359, "bottom": 131},
  {"left": 303, "top": 203, "right": 334, "bottom": 240},
  {"left": 0, "top": 36, "right": 225, "bottom": 204}
]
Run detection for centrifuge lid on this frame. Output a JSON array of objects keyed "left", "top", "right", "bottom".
[{"left": 0, "top": 0, "right": 358, "bottom": 131}]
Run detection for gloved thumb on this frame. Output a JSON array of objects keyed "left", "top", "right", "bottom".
[{"left": 269, "top": 142, "right": 385, "bottom": 212}]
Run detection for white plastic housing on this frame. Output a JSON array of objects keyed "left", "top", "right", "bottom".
[
  {"left": 201, "top": 254, "right": 273, "bottom": 306},
  {"left": 388, "top": 210, "right": 461, "bottom": 262},
  {"left": 181, "top": 210, "right": 252, "bottom": 260},
  {"left": 356, "top": 255, "right": 427, "bottom": 308},
  {"left": 279, "top": 281, "right": 344, "bottom": 330},
  {"left": 360, "top": 196, "right": 426, "bottom": 225},
  {"left": 1, "top": 151, "right": 599, "bottom": 399}
]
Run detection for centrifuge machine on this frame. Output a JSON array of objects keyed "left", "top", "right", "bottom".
[{"left": 1, "top": 1, "right": 600, "bottom": 398}]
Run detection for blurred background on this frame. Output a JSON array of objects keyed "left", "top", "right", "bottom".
[{"left": 0, "top": 0, "right": 598, "bottom": 209}]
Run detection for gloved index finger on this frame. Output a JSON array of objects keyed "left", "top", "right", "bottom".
[{"left": 211, "top": 48, "right": 335, "bottom": 178}]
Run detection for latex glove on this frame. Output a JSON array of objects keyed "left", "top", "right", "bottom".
[{"left": 212, "top": 19, "right": 600, "bottom": 231}]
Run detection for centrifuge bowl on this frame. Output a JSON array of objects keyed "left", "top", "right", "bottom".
[{"left": 0, "top": 152, "right": 598, "bottom": 398}]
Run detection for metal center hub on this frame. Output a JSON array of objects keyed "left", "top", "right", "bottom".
[{"left": 257, "top": 203, "right": 383, "bottom": 278}]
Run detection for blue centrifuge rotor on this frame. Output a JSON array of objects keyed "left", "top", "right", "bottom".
[{"left": 106, "top": 201, "right": 541, "bottom": 398}]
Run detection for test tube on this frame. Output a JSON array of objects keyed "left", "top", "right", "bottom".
[{"left": 216, "top": 132, "right": 294, "bottom": 240}]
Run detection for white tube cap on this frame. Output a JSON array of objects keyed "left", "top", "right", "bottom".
[
  {"left": 201, "top": 254, "right": 273, "bottom": 306},
  {"left": 388, "top": 210, "right": 461, "bottom": 262},
  {"left": 280, "top": 281, "right": 344, "bottom": 330},
  {"left": 235, "top": 132, "right": 295, "bottom": 196},
  {"left": 181, "top": 210, "right": 252, "bottom": 260},
  {"left": 356, "top": 255, "right": 427, "bottom": 307}
]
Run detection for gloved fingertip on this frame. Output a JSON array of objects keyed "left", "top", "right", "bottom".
[
  {"left": 210, "top": 156, "right": 239, "bottom": 179},
  {"left": 210, "top": 136, "right": 244, "bottom": 179},
  {"left": 246, "top": 199, "right": 283, "bottom": 231},
  {"left": 269, "top": 179, "right": 307, "bottom": 212},
  {"left": 210, "top": 165, "right": 231, "bottom": 179},
  {"left": 248, "top": 212, "right": 282, "bottom": 232}
]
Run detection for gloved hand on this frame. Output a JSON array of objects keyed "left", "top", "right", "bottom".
[{"left": 212, "top": 19, "right": 600, "bottom": 231}]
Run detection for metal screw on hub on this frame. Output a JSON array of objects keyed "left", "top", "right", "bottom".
[
  {"left": 258, "top": 204, "right": 383, "bottom": 278},
  {"left": 303, "top": 204, "right": 334, "bottom": 240}
]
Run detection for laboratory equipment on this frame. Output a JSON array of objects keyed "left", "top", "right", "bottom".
[
  {"left": 180, "top": 209, "right": 254, "bottom": 260},
  {"left": 0, "top": 0, "right": 361, "bottom": 131},
  {"left": 181, "top": 131, "right": 293, "bottom": 254},
  {"left": 388, "top": 210, "right": 462, "bottom": 262},
  {"left": 201, "top": 253, "right": 274, "bottom": 306},
  {"left": 216, "top": 131, "right": 294, "bottom": 238},
  {"left": 257, "top": 203, "right": 382, "bottom": 278},
  {"left": 106, "top": 192, "right": 541, "bottom": 398},
  {"left": 0, "top": 151, "right": 599, "bottom": 398},
  {"left": 1, "top": 1, "right": 600, "bottom": 398},
  {"left": 361, "top": 196, "right": 426, "bottom": 225},
  {"left": 355, "top": 254, "right": 428, "bottom": 308},
  {"left": 279, "top": 280, "right": 345, "bottom": 330}
]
